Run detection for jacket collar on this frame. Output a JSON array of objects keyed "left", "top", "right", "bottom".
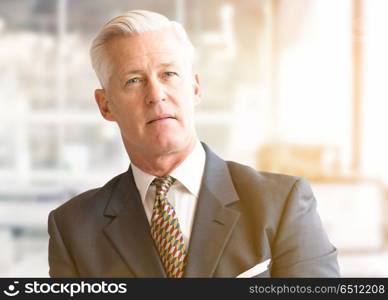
[
  {"left": 102, "top": 142, "right": 240, "bottom": 277},
  {"left": 184, "top": 143, "right": 240, "bottom": 277},
  {"left": 103, "top": 168, "right": 167, "bottom": 277}
]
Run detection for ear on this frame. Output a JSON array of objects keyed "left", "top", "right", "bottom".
[
  {"left": 193, "top": 73, "right": 202, "bottom": 105},
  {"left": 95, "top": 89, "right": 115, "bottom": 121}
]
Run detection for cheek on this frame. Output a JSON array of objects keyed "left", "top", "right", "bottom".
[
  {"left": 112, "top": 101, "right": 144, "bottom": 128},
  {"left": 177, "top": 101, "right": 196, "bottom": 128},
  {"left": 175, "top": 85, "right": 197, "bottom": 108}
]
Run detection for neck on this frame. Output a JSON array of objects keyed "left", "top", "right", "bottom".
[{"left": 128, "top": 139, "right": 197, "bottom": 177}]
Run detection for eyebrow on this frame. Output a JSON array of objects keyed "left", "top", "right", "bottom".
[
  {"left": 160, "top": 62, "right": 178, "bottom": 68},
  {"left": 123, "top": 62, "right": 179, "bottom": 76},
  {"left": 124, "top": 69, "right": 143, "bottom": 76}
]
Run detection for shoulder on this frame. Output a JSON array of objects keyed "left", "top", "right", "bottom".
[
  {"left": 225, "top": 160, "right": 315, "bottom": 213},
  {"left": 50, "top": 171, "right": 125, "bottom": 219},
  {"left": 226, "top": 160, "right": 307, "bottom": 191}
]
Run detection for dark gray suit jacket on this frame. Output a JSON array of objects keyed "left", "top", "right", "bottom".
[{"left": 48, "top": 143, "right": 339, "bottom": 277}]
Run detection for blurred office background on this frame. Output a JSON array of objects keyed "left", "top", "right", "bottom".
[{"left": 1, "top": 0, "right": 388, "bottom": 277}]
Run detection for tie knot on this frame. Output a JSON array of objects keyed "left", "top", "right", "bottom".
[{"left": 151, "top": 175, "right": 176, "bottom": 196}]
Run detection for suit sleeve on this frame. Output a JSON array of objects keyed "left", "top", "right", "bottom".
[
  {"left": 48, "top": 210, "right": 79, "bottom": 277},
  {"left": 270, "top": 178, "right": 340, "bottom": 277}
]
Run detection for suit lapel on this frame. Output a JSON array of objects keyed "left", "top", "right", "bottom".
[
  {"left": 102, "top": 168, "right": 166, "bottom": 277},
  {"left": 101, "top": 143, "right": 240, "bottom": 278},
  {"left": 184, "top": 144, "right": 240, "bottom": 277}
]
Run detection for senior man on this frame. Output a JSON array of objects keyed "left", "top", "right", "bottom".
[{"left": 48, "top": 10, "right": 339, "bottom": 278}]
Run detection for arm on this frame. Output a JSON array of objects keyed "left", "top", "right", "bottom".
[
  {"left": 270, "top": 178, "right": 340, "bottom": 277},
  {"left": 48, "top": 210, "right": 79, "bottom": 277}
]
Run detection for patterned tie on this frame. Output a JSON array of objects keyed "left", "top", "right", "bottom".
[{"left": 150, "top": 175, "right": 187, "bottom": 278}]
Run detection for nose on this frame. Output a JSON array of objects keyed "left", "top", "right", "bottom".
[{"left": 145, "top": 78, "right": 166, "bottom": 105}]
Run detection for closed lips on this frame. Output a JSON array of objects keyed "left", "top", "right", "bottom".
[{"left": 147, "top": 115, "right": 175, "bottom": 124}]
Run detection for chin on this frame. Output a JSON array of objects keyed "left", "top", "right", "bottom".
[{"left": 151, "top": 134, "right": 193, "bottom": 155}]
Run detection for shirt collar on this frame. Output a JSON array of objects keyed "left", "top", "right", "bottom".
[
  {"left": 131, "top": 164, "right": 155, "bottom": 205},
  {"left": 131, "top": 140, "right": 206, "bottom": 202},
  {"left": 170, "top": 140, "right": 205, "bottom": 197}
]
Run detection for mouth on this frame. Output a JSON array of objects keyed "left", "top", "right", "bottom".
[{"left": 147, "top": 114, "right": 176, "bottom": 124}]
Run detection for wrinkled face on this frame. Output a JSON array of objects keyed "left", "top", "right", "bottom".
[{"left": 95, "top": 29, "right": 201, "bottom": 158}]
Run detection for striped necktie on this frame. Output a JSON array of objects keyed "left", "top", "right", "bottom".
[{"left": 150, "top": 175, "right": 187, "bottom": 278}]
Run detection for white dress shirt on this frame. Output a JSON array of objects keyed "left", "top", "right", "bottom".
[{"left": 131, "top": 140, "right": 206, "bottom": 247}]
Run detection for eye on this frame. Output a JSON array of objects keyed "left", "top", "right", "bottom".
[
  {"left": 163, "top": 71, "right": 178, "bottom": 78},
  {"left": 126, "top": 77, "right": 141, "bottom": 85}
]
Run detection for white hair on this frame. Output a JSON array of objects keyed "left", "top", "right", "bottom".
[{"left": 90, "top": 10, "right": 194, "bottom": 88}]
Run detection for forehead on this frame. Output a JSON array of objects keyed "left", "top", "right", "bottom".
[{"left": 106, "top": 29, "right": 187, "bottom": 69}]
